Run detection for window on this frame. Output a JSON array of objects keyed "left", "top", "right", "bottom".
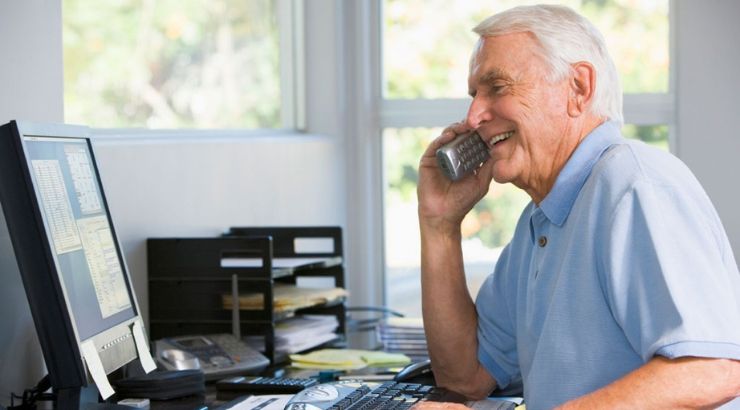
[
  {"left": 63, "top": 0, "right": 300, "bottom": 129},
  {"left": 381, "top": 0, "right": 672, "bottom": 316}
]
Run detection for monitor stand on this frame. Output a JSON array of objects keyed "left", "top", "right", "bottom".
[
  {"left": 55, "top": 386, "right": 82, "bottom": 410},
  {"left": 55, "top": 385, "right": 132, "bottom": 410}
]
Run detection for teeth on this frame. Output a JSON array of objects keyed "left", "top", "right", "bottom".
[{"left": 489, "top": 131, "right": 514, "bottom": 145}]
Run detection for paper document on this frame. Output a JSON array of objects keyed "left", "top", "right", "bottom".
[
  {"left": 132, "top": 320, "right": 157, "bottom": 373},
  {"left": 377, "top": 317, "right": 429, "bottom": 362},
  {"left": 80, "top": 340, "right": 115, "bottom": 399},
  {"left": 223, "top": 284, "right": 348, "bottom": 313},
  {"left": 290, "top": 349, "right": 410, "bottom": 370},
  {"left": 360, "top": 351, "right": 411, "bottom": 366},
  {"left": 221, "top": 256, "right": 342, "bottom": 269},
  {"left": 244, "top": 315, "right": 339, "bottom": 355}
]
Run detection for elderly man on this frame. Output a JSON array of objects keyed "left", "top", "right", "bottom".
[{"left": 415, "top": 5, "right": 740, "bottom": 410}]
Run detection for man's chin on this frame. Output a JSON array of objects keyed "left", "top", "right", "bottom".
[{"left": 491, "top": 166, "right": 515, "bottom": 185}]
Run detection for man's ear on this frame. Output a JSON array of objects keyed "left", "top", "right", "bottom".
[{"left": 567, "top": 61, "right": 596, "bottom": 118}]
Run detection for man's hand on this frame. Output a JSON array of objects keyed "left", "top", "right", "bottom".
[{"left": 417, "top": 123, "right": 495, "bottom": 233}]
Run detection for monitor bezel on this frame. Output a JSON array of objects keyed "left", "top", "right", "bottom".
[{"left": 0, "top": 120, "right": 146, "bottom": 390}]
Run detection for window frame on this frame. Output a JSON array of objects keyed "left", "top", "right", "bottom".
[{"left": 352, "top": 0, "right": 678, "bottom": 309}]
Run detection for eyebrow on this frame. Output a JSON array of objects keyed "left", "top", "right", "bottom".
[
  {"left": 480, "top": 68, "right": 512, "bottom": 85},
  {"left": 469, "top": 68, "right": 512, "bottom": 96}
]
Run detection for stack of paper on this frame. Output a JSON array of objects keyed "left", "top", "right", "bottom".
[
  {"left": 376, "top": 317, "right": 429, "bottom": 362},
  {"left": 223, "top": 284, "right": 348, "bottom": 313},
  {"left": 245, "top": 314, "right": 339, "bottom": 355},
  {"left": 289, "top": 349, "right": 410, "bottom": 370}
]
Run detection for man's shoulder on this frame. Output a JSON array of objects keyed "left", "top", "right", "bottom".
[
  {"left": 592, "top": 139, "right": 698, "bottom": 192},
  {"left": 577, "top": 139, "right": 709, "bottom": 218}
]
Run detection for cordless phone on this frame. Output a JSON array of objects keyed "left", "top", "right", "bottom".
[
  {"left": 155, "top": 334, "right": 269, "bottom": 380},
  {"left": 435, "top": 131, "right": 490, "bottom": 181}
]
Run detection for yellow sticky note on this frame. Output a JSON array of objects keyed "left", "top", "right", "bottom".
[
  {"left": 290, "top": 349, "right": 367, "bottom": 370},
  {"left": 290, "top": 349, "right": 411, "bottom": 370},
  {"left": 360, "top": 351, "right": 411, "bottom": 366}
]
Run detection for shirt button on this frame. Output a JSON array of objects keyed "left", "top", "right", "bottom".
[{"left": 538, "top": 236, "right": 548, "bottom": 247}]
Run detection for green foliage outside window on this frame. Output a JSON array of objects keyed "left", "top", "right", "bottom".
[
  {"left": 383, "top": 0, "right": 669, "bottom": 99},
  {"left": 63, "top": 0, "right": 281, "bottom": 129},
  {"left": 384, "top": 128, "right": 530, "bottom": 250},
  {"left": 623, "top": 124, "right": 669, "bottom": 150}
]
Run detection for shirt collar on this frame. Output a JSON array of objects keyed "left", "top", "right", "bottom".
[{"left": 538, "top": 121, "right": 624, "bottom": 226}]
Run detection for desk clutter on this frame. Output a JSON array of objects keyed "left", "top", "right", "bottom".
[
  {"left": 289, "top": 348, "right": 411, "bottom": 370},
  {"left": 215, "top": 379, "right": 519, "bottom": 410},
  {"left": 143, "top": 226, "right": 504, "bottom": 410},
  {"left": 284, "top": 380, "right": 467, "bottom": 410},
  {"left": 223, "top": 285, "right": 348, "bottom": 314},
  {"left": 111, "top": 369, "right": 205, "bottom": 401},
  {"left": 215, "top": 376, "right": 319, "bottom": 401},
  {"left": 376, "top": 317, "right": 430, "bottom": 363},
  {"left": 147, "top": 226, "right": 347, "bottom": 365},
  {"left": 243, "top": 314, "right": 341, "bottom": 356}
]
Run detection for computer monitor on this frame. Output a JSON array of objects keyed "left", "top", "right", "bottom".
[{"left": 0, "top": 121, "right": 154, "bottom": 406}]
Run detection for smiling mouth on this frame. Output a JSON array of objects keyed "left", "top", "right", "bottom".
[{"left": 488, "top": 130, "right": 514, "bottom": 146}]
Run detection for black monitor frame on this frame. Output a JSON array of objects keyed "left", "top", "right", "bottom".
[{"left": 0, "top": 120, "right": 148, "bottom": 406}]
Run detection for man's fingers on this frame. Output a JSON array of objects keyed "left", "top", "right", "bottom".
[
  {"left": 436, "top": 128, "right": 457, "bottom": 146},
  {"left": 430, "top": 122, "right": 473, "bottom": 152},
  {"left": 448, "top": 121, "right": 472, "bottom": 135}
]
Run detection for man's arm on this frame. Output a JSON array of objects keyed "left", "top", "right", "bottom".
[
  {"left": 419, "top": 222, "right": 496, "bottom": 399},
  {"left": 416, "top": 124, "right": 498, "bottom": 399},
  {"left": 557, "top": 356, "right": 740, "bottom": 409}
]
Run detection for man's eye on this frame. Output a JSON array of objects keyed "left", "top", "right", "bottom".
[{"left": 490, "top": 84, "right": 507, "bottom": 94}]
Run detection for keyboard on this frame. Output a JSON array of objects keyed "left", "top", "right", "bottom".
[{"left": 284, "top": 380, "right": 469, "bottom": 410}]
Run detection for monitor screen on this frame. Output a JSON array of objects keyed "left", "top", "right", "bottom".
[
  {"left": 23, "top": 136, "right": 136, "bottom": 340},
  {"left": 0, "top": 121, "right": 154, "bottom": 401}
]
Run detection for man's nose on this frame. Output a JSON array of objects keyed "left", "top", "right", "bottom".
[{"left": 465, "top": 97, "right": 492, "bottom": 129}]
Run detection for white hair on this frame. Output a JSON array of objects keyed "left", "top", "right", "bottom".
[{"left": 472, "top": 4, "right": 623, "bottom": 124}]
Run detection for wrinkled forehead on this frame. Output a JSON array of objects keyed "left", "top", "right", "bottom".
[{"left": 468, "top": 33, "right": 550, "bottom": 80}]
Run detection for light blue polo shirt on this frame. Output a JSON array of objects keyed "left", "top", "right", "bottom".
[{"left": 476, "top": 121, "right": 740, "bottom": 409}]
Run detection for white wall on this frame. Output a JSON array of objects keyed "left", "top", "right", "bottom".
[
  {"left": 0, "top": 1, "right": 63, "bottom": 122},
  {"left": 93, "top": 134, "right": 346, "bottom": 327},
  {"left": 0, "top": 0, "right": 63, "bottom": 401},
  {"left": 675, "top": 0, "right": 740, "bottom": 260}
]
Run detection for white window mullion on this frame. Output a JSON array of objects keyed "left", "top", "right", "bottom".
[
  {"left": 623, "top": 94, "right": 675, "bottom": 126},
  {"left": 381, "top": 95, "right": 674, "bottom": 129},
  {"left": 381, "top": 99, "right": 469, "bottom": 128},
  {"left": 277, "top": 0, "right": 306, "bottom": 130}
]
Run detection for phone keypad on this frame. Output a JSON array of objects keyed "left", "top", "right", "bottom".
[
  {"left": 455, "top": 134, "right": 489, "bottom": 174},
  {"left": 436, "top": 131, "right": 490, "bottom": 181},
  {"left": 193, "top": 346, "right": 233, "bottom": 367},
  {"left": 209, "top": 334, "right": 265, "bottom": 364}
]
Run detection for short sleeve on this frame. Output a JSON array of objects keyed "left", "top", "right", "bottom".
[
  {"left": 476, "top": 244, "right": 521, "bottom": 389},
  {"left": 601, "top": 178, "right": 740, "bottom": 362}
]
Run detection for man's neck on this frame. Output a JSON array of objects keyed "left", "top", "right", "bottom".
[{"left": 526, "top": 116, "right": 606, "bottom": 205}]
